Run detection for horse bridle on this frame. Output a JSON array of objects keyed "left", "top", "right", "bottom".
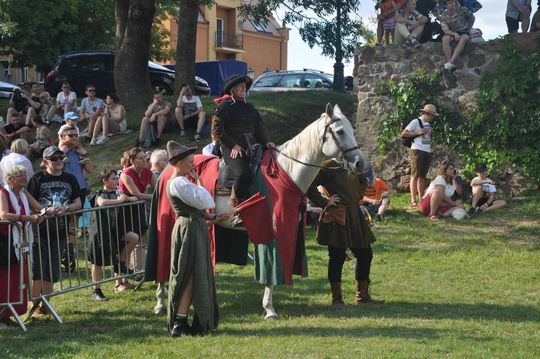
[{"left": 273, "top": 115, "right": 360, "bottom": 170}]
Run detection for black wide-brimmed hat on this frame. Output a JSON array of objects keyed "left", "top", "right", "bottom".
[
  {"left": 167, "top": 141, "right": 197, "bottom": 164},
  {"left": 222, "top": 74, "right": 253, "bottom": 95}
]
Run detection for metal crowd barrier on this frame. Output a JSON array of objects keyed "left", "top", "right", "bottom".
[
  {"left": 1, "top": 200, "right": 148, "bottom": 332},
  {"left": 0, "top": 221, "right": 28, "bottom": 331}
]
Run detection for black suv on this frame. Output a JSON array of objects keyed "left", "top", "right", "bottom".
[{"left": 44, "top": 50, "right": 211, "bottom": 98}]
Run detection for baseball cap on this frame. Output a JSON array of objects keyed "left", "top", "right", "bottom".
[
  {"left": 43, "top": 146, "right": 64, "bottom": 160},
  {"left": 64, "top": 111, "right": 79, "bottom": 121}
]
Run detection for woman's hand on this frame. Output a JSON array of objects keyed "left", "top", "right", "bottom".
[
  {"left": 28, "top": 214, "right": 43, "bottom": 224},
  {"left": 230, "top": 145, "right": 244, "bottom": 159}
]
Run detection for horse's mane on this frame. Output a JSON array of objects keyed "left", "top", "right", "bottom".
[{"left": 279, "top": 113, "right": 328, "bottom": 159}]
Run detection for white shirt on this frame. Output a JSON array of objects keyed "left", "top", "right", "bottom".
[
  {"left": 423, "top": 175, "right": 454, "bottom": 198},
  {"left": 405, "top": 118, "right": 432, "bottom": 153},
  {"left": 202, "top": 142, "right": 217, "bottom": 157},
  {"left": 168, "top": 176, "right": 215, "bottom": 210},
  {"left": 56, "top": 91, "right": 77, "bottom": 107},
  {"left": 0, "top": 153, "right": 34, "bottom": 187},
  {"left": 180, "top": 96, "right": 202, "bottom": 116}
]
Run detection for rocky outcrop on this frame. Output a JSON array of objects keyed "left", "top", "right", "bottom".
[{"left": 353, "top": 33, "right": 540, "bottom": 194}]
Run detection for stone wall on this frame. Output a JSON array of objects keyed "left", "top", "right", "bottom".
[{"left": 352, "top": 33, "right": 540, "bottom": 194}]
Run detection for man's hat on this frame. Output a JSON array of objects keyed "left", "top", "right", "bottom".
[
  {"left": 43, "top": 146, "right": 63, "bottom": 160},
  {"left": 222, "top": 75, "right": 253, "bottom": 95},
  {"left": 419, "top": 104, "right": 439, "bottom": 116},
  {"left": 166, "top": 141, "right": 197, "bottom": 164},
  {"left": 64, "top": 111, "right": 79, "bottom": 121}
]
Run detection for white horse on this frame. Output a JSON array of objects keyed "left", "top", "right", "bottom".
[{"left": 213, "top": 103, "right": 369, "bottom": 319}]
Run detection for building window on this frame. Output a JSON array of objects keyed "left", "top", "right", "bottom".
[
  {"left": 250, "top": 20, "right": 272, "bottom": 33},
  {"left": 19, "top": 67, "right": 28, "bottom": 83},
  {"left": 216, "top": 18, "right": 224, "bottom": 47}
]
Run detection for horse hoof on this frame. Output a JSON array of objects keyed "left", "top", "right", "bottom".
[
  {"left": 153, "top": 305, "right": 166, "bottom": 315},
  {"left": 263, "top": 312, "right": 279, "bottom": 320}
]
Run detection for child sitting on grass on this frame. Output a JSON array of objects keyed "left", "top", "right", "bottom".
[
  {"left": 468, "top": 164, "right": 507, "bottom": 216},
  {"left": 89, "top": 169, "right": 140, "bottom": 301}
]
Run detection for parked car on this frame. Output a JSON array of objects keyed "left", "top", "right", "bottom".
[
  {"left": 0, "top": 80, "right": 20, "bottom": 99},
  {"left": 249, "top": 69, "right": 333, "bottom": 93},
  {"left": 44, "top": 50, "right": 211, "bottom": 98}
]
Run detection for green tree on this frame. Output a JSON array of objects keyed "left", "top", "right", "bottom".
[
  {"left": 0, "top": 0, "right": 115, "bottom": 73},
  {"left": 240, "top": 0, "right": 373, "bottom": 92}
]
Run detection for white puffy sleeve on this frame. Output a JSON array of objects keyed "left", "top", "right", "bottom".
[{"left": 168, "top": 176, "right": 215, "bottom": 210}]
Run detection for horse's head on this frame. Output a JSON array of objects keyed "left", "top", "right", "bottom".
[{"left": 321, "top": 103, "right": 367, "bottom": 174}]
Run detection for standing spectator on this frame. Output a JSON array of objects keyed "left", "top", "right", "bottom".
[
  {"left": 0, "top": 165, "right": 44, "bottom": 324},
  {"left": 401, "top": 104, "right": 437, "bottom": 207},
  {"left": 395, "top": 0, "right": 428, "bottom": 47},
  {"left": 48, "top": 82, "right": 77, "bottom": 122},
  {"left": 468, "top": 164, "right": 507, "bottom": 216},
  {"left": 419, "top": 161, "right": 464, "bottom": 220},
  {"left": 307, "top": 160, "right": 384, "bottom": 306},
  {"left": 27, "top": 146, "right": 82, "bottom": 315},
  {"left": 91, "top": 94, "right": 127, "bottom": 145},
  {"left": 0, "top": 112, "right": 30, "bottom": 145},
  {"left": 506, "top": 0, "right": 532, "bottom": 33},
  {"left": 0, "top": 139, "right": 34, "bottom": 188},
  {"left": 136, "top": 91, "right": 172, "bottom": 147},
  {"left": 79, "top": 84, "right": 105, "bottom": 141},
  {"left": 175, "top": 83, "right": 208, "bottom": 141},
  {"left": 360, "top": 176, "right": 392, "bottom": 222},
  {"left": 59, "top": 125, "right": 93, "bottom": 204},
  {"left": 440, "top": 0, "right": 475, "bottom": 71},
  {"left": 529, "top": 0, "right": 540, "bottom": 31},
  {"left": 376, "top": 1, "right": 403, "bottom": 45},
  {"left": 28, "top": 116, "right": 55, "bottom": 158}
]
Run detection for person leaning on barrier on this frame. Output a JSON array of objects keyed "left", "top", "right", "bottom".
[
  {"left": 0, "top": 165, "right": 46, "bottom": 325},
  {"left": 90, "top": 169, "right": 140, "bottom": 301},
  {"left": 26, "top": 146, "right": 82, "bottom": 316}
]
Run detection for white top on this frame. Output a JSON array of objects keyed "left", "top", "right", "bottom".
[
  {"left": 423, "top": 175, "right": 454, "bottom": 198},
  {"left": 56, "top": 91, "right": 77, "bottom": 106},
  {"left": 181, "top": 96, "right": 202, "bottom": 116},
  {"left": 80, "top": 97, "right": 105, "bottom": 115},
  {"left": 0, "top": 153, "right": 34, "bottom": 187},
  {"left": 405, "top": 118, "right": 432, "bottom": 153},
  {"left": 168, "top": 176, "right": 215, "bottom": 210},
  {"left": 202, "top": 142, "right": 217, "bottom": 157}
]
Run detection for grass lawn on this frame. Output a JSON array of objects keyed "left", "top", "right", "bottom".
[
  {"left": 1, "top": 93, "right": 539, "bottom": 357},
  {"left": 2, "top": 195, "right": 539, "bottom": 358}
]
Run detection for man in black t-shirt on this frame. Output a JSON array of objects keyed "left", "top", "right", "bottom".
[
  {"left": 27, "top": 146, "right": 81, "bottom": 314},
  {"left": 7, "top": 84, "right": 41, "bottom": 126},
  {"left": 0, "top": 112, "right": 30, "bottom": 144}
]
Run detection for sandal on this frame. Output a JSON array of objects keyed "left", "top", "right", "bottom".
[
  {"left": 410, "top": 202, "right": 418, "bottom": 208},
  {"left": 429, "top": 215, "right": 438, "bottom": 221}
]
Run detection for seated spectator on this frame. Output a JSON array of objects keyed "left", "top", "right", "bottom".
[
  {"left": 360, "top": 176, "right": 392, "bottom": 222},
  {"left": 79, "top": 84, "right": 105, "bottom": 141},
  {"left": 7, "top": 85, "right": 41, "bottom": 127},
  {"left": 452, "top": 168, "right": 465, "bottom": 201},
  {"left": 416, "top": 0, "right": 438, "bottom": 42},
  {"left": 531, "top": 1, "right": 540, "bottom": 31},
  {"left": 175, "top": 83, "right": 208, "bottom": 141},
  {"left": 395, "top": 0, "right": 428, "bottom": 47},
  {"left": 91, "top": 94, "right": 127, "bottom": 145},
  {"left": 136, "top": 91, "right": 172, "bottom": 147},
  {"left": 150, "top": 149, "right": 168, "bottom": 179},
  {"left": 506, "top": 0, "right": 532, "bottom": 33},
  {"left": 90, "top": 169, "right": 140, "bottom": 300},
  {"left": 440, "top": 0, "right": 475, "bottom": 71},
  {"left": 0, "top": 139, "right": 34, "bottom": 188},
  {"left": 376, "top": 0, "right": 403, "bottom": 45},
  {"left": 0, "top": 112, "right": 30, "bottom": 145},
  {"left": 28, "top": 116, "right": 54, "bottom": 158},
  {"left": 0, "top": 165, "right": 45, "bottom": 325},
  {"left": 30, "top": 83, "right": 52, "bottom": 120},
  {"left": 419, "top": 161, "right": 464, "bottom": 221},
  {"left": 468, "top": 164, "right": 507, "bottom": 216},
  {"left": 47, "top": 82, "right": 77, "bottom": 122}
]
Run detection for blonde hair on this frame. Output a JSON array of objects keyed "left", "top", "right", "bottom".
[
  {"left": 4, "top": 164, "right": 27, "bottom": 183},
  {"left": 10, "top": 139, "right": 29, "bottom": 154}
]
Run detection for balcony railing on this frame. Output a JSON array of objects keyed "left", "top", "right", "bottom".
[{"left": 215, "top": 31, "right": 243, "bottom": 50}]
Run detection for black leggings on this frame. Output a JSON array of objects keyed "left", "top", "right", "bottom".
[
  {"left": 327, "top": 245, "right": 373, "bottom": 283},
  {"left": 221, "top": 146, "right": 250, "bottom": 202}
]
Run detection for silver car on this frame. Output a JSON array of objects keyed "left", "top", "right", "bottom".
[
  {"left": 0, "top": 80, "right": 20, "bottom": 99},
  {"left": 249, "top": 70, "right": 333, "bottom": 93}
]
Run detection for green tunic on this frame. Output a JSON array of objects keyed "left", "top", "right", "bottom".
[
  {"left": 307, "top": 160, "right": 375, "bottom": 249},
  {"left": 166, "top": 182, "right": 218, "bottom": 332}
]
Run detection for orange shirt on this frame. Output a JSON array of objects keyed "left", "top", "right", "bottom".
[{"left": 361, "top": 178, "right": 390, "bottom": 204}]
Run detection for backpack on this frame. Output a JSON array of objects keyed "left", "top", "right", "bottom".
[
  {"left": 401, "top": 118, "right": 424, "bottom": 148},
  {"left": 142, "top": 122, "right": 157, "bottom": 148}
]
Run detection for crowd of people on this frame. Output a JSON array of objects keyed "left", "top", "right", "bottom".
[{"left": 374, "top": 0, "right": 540, "bottom": 70}]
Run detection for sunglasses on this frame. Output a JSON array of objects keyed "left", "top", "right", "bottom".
[
  {"left": 87, "top": 89, "right": 96, "bottom": 92},
  {"left": 48, "top": 156, "right": 65, "bottom": 162}
]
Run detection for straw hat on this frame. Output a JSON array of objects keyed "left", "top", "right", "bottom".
[{"left": 419, "top": 104, "right": 439, "bottom": 116}]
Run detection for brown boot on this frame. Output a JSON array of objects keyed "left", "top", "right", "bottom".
[
  {"left": 355, "top": 280, "right": 384, "bottom": 305},
  {"left": 330, "top": 282, "right": 345, "bottom": 306}
]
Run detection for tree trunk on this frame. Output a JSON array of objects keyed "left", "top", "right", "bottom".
[
  {"left": 333, "top": 0, "right": 345, "bottom": 92},
  {"left": 114, "top": 0, "right": 156, "bottom": 111},
  {"left": 174, "top": 0, "right": 199, "bottom": 97}
]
